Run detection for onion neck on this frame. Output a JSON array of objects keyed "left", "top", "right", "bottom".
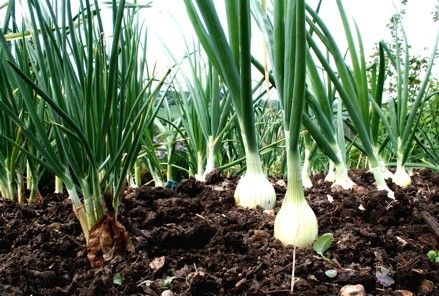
[
  {"left": 325, "top": 160, "right": 336, "bottom": 182},
  {"left": 203, "top": 136, "right": 216, "bottom": 177},
  {"left": 332, "top": 145, "right": 355, "bottom": 189},
  {"left": 66, "top": 184, "right": 90, "bottom": 242},
  {"left": 301, "top": 144, "right": 313, "bottom": 188},
  {"left": 392, "top": 137, "right": 411, "bottom": 187},
  {"left": 369, "top": 160, "right": 395, "bottom": 199},
  {"left": 55, "top": 176, "right": 63, "bottom": 194},
  {"left": 284, "top": 133, "right": 305, "bottom": 206},
  {"left": 242, "top": 133, "right": 264, "bottom": 175},
  {"left": 195, "top": 152, "right": 206, "bottom": 181}
]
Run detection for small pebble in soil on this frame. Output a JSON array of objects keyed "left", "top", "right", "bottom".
[
  {"left": 275, "top": 179, "right": 286, "bottom": 187},
  {"left": 339, "top": 284, "right": 366, "bottom": 296},
  {"left": 252, "top": 230, "right": 271, "bottom": 240},
  {"left": 395, "top": 290, "right": 414, "bottom": 296},
  {"left": 161, "top": 290, "right": 174, "bottom": 296},
  {"left": 262, "top": 209, "right": 275, "bottom": 217},
  {"left": 418, "top": 279, "right": 434, "bottom": 295}
]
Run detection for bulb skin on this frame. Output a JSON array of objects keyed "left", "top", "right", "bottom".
[
  {"left": 332, "top": 167, "right": 356, "bottom": 190},
  {"left": 274, "top": 201, "right": 318, "bottom": 248},
  {"left": 392, "top": 166, "right": 411, "bottom": 188},
  {"left": 370, "top": 165, "right": 395, "bottom": 199},
  {"left": 234, "top": 173, "right": 276, "bottom": 210}
]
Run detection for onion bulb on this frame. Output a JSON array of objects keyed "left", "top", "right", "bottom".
[
  {"left": 392, "top": 165, "right": 411, "bottom": 188},
  {"left": 234, "top": 172, "right": 276, "bottom": 210},
  {"left": 274, "top": 200, "right": 318, "bottom": 248}
]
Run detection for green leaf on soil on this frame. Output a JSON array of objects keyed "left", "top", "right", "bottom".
[
  {"left": 313, "top": 233, "right": 334, "bottom": 258},
  {"left": 162, "top": 276, "right": 175, "bottom": 288},
  {"left": 427, "top": 250, "right": 439, "bottom": 263},
  {"left": 113, "top": 273, "right": 123, "bottom": 285}
]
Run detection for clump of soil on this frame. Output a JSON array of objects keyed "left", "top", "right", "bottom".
[{"left": 0, "top": 169, "right": 438, "bottom": 295}]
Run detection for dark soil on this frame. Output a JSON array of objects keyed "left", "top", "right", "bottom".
[{"left": 0, "top": 169, "right": 438, "bottom": 295}]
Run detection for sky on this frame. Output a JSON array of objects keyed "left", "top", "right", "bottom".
[
  {"left": 139, "top": 0, "right": 439, "bottom": 76},
  {"left": 2, "top": 0, "right": 438, "bottom": 76}
]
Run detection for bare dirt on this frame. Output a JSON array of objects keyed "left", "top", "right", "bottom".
[{"left": 0, "top": 169, "right": 438, "bottom": 295}]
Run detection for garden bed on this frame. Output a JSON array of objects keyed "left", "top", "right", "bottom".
[{"left": 0, "top": 169, "right": 438, "bottom": 295}]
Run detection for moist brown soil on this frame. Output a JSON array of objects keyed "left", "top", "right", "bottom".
[{"left": 0, "top": 169, "right": 438, "bottom": 296}]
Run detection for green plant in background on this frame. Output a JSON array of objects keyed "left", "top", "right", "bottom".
[
  {"left": 0, "top": 47, "right": 27, "bottom": 202},
  {"left": 184, "top": 0, "right": 276, "bottom": 209},
  {"left": 306, "top": 0, "right": 395, "bottom": 198},
  {"left": 135, "top": 69, "right": 179, "bottom": 188},
  {"left": 303, "top": 0, "right": 355, "bottom": 189},
  {"left": 172, "top": 47, "right": 234, "bottom": 181},
  {"left": 0, "top": 0, "right": 167, "bottom": 266},
  {"left": 254, "top": 93, "right": 285, "bottom": 177},
  {"left": 378, "top": 16, "right": 439, "bottom": 187},
  {"left": 0, "top": 0, "right": 44, "bottom": 203},
  {"left": 304, "top": 50, "right": 356, "bottom": 189},
  {"left": 137, "top": 80, "right": 178, "bottom": 188},
  {"left": 252, "top": 2, "right": 356, "bottom": 191},
  {"left": 415, "top": 91, "right": 439, "bottom": 171},
  {"left": 141, "top": 128, "right": 166, "bottom": 187},
  {"left": 154, "top": 90, "right": 195, "bottom": 184}
]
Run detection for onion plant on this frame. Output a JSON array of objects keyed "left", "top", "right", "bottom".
[
  {"left": 252, "top": 2, "right": 354, "bottom": 191},
  {"left": 0, "top": 0, "right": 44, "bottom": 203},
  {"left": 183, "top": 0, "right": 276, "bottom": 209},
  {"left": 305, "top": 52, "right": 356, "bottom": 189},
  {"left": 0, "top": 58, "right": 27, "bottom": 202},
  {"left": 306, "top": 1, "right": 395, "bottom": 198},
  {"left": 172, "top": 49, "right": 233, "bottom": 181},
  {"left": 155, "top": 97, "right": 185, "bottom": 182},
  {"left": 0, "top": 0, "right": 167, "bottom": 266},
  {"left": 378, "top": 19, "right": 439, "bottom": 187},
  {"left": 253, "top": 0, "right": 318, "bottom": 247}
]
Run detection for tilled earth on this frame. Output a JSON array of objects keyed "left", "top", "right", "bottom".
[{"left": 0, "top": 169, "right": 438, "bottom": 295}]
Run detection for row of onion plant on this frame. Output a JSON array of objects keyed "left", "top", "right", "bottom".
[
  {"left": 378, "top": 18, "right": 439, "bottom": 187},
  {"left": 184, "top": 0, "right": 317, "bottom": 248},
  {"left": 0, "top": 0, "right": 168, "bottom": 266},
  {"left": 305, "top": 1, "right": 396, "bottom": 198},
  {"left": 1, "top": 0, "right": 438, "bottom": 256},
  {"left": 0, "top": 0, "right": 44, "bottom": 203}
]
